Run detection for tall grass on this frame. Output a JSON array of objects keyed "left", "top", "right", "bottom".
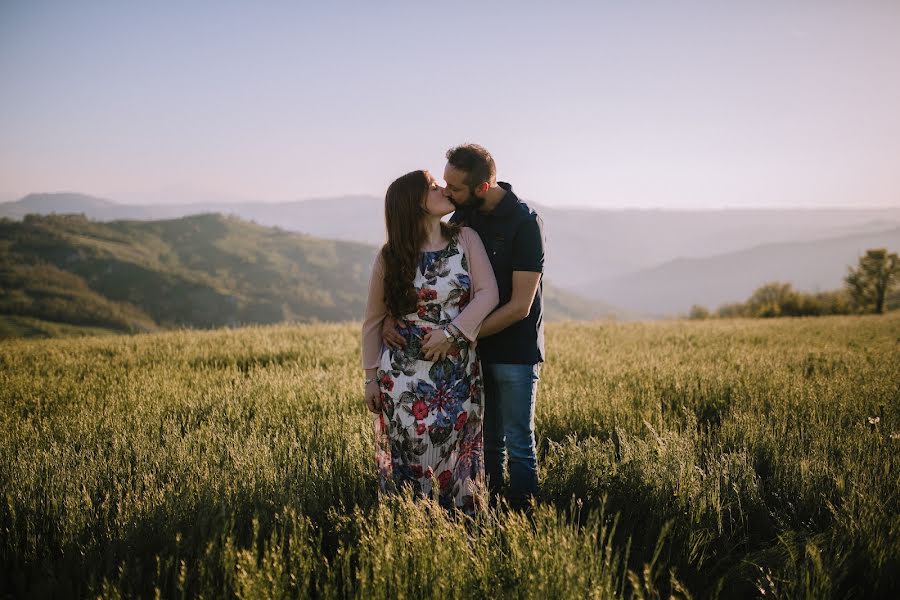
[{"left": 1, "top": 315, "right": 897, "bottom": 597}]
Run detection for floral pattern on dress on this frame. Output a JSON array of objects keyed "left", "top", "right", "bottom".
[{"left": 374, "top": 236, "right": 485, "bottom": 513}]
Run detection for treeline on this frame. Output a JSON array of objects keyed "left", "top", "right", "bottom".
[{"left": 690, "top": 247, "right": 900, "bottom": 319}]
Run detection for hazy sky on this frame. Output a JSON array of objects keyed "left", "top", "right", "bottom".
[{"left": 1, "top": 1, "right": 899, "bottom": 208}]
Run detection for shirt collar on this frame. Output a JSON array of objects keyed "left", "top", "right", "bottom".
[{"left": 483, "top": 181, "right": 517, "bottom": 217}]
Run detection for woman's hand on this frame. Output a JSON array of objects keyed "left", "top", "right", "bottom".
[
  {"left": 422, "top": 330, "right": 453, "bottom": 361},
  {"left": 364, "top": 380, "right": 382, "bottom": 413}
]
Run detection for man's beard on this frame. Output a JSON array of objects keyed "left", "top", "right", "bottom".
[{"left": 450, "top": 193, "right": 485, "bottom": 211}]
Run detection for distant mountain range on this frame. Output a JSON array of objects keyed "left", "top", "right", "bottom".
[
  {"left": 2, "top": 192, "right": 899, "bottom": 317},
  {"left": 579, "top": 227, "right": 900, "bottom": 315},
  {"left": 0, "top": 192, "right": 387, "bottom": 244},
  {"left": 0, "top": 212, "right": 621, "bottom": 337}
]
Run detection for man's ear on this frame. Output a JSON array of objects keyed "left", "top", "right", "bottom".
[{"left": 476, "top": 182, "right": 489, "bottom": 197}]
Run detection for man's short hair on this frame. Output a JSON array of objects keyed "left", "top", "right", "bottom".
[{"left": 446, "top": 144, "right": 496, "bottom": 191}]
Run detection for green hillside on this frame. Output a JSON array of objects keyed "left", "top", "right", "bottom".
[
  {"left": 1, "top": 213, "right": 619, "bottom": 338},
  {"left": 0, "top": 315, "right": 120, "bottom": 339},
  {"left": 0, "top": 213, "right": 376, "bottom": 335}
]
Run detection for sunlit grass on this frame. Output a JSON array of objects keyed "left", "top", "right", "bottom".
[{"left": 1, "top": 315, "right": 898, "bottom": 597}]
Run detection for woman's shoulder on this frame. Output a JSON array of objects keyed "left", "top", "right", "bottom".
[
  {"left": 372, "top": 246, "right": 387, "bottom": 270},
  {"left": 458, "top": 226, "right": 488, "bottom": 250},
  {"left": 457, "top": 226, "right": 479, "bottom": 244}
]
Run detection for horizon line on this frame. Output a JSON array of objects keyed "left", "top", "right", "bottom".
[{"left": 2, "top": 190, "right": 900, "bottom": 212}]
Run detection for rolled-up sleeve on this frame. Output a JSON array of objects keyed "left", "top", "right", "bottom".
[
  {"left": 451, "top": 227, "right": 499, "bottom": 341},
  {"left": 361, "top": 252, "right": 388, "bottom": 369}
]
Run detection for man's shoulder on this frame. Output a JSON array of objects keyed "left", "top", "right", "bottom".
[
  {"left": 508, "top": 198, "right": 543, "bottom": 232},
  {"left": 513, "top": 198, "right": 540, "bottom": 219},
  {"left": 500, "top": 184, "right": 538, "bottom": 220}
]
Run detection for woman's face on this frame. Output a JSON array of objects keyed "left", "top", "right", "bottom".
[{"left": 422, "top": 172, "right": 455, "bottom": 218}]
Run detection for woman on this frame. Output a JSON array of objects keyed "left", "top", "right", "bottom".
[{"left": 362, "top": 169, "right": 499, "bottom": 513}]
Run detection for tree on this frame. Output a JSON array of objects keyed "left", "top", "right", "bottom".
[
  {"left": 845, "top": 248, "right": 900, "bottom": 314},
  {"left": 688, "top": 304, "right": 710, "bottom": 320},
  {"left": 716, "top": 302, "right": 748, "bottom": 318},
  {"left": 746, "top": 282, "right": 798, "bottom": 318}
]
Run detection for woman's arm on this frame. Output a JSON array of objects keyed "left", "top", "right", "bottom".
[
  {"left": 476, "top": 271, "right": 541, "bottom": 338},
  {"left": 421, "top": 228, "right": 499, "bottom": 360},
  {"left": 361, "top": 253, "right": 387, "bottom": 412},
  {"left": 451, "top": 227, "right": 499, "bottom": 341},
  {"left": 361, "top": 252, "right": 388, "bottom": 370}
]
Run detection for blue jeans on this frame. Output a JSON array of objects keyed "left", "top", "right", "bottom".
[{"left": 482, "top": 362, "right": 540, "bottom": 504}]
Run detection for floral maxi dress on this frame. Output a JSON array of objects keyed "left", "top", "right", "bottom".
[{"left": 374, "top": 238, "right": 485, "bottom": 513}]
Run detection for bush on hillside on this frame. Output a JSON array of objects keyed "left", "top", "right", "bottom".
[{"left": 715, "top": 283, "right": 854, "bottom": 319}]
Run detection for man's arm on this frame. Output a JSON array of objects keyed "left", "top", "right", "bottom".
[
  {"left": 479, "top": 213, "right": 544, "bottom": 339},
  {"left": 478, "top": 270, "right": 541, "bottom": 338},
  {"left": 382, "top": 315, "right": 405, "bottom": 348}
]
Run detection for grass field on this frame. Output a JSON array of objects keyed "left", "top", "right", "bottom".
[{"left": 1, "top": 315, "right": 898, "bottom": 598}]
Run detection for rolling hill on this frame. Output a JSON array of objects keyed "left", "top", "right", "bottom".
[
  {"left": 4, "top": 193, "right": 899, "bottom": 292},
  {"left": 0, "top": 193, "right": 120, "bottom": 218},
  {"left": 537, "top": 205, "right": 900, "bottom": 287},
  {"left": 579, "top": 227, "right": 900, "bottom": 315},
  {"left": 0, "top": 213, "right": 618, "bottom": 337},
  {"left": 0, "top": 213, "right": 378, "bottom": 334}
]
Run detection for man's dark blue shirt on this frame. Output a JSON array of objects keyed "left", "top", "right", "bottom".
[{"left": 450, "top": 182, "right": 544, "bottom": 365}]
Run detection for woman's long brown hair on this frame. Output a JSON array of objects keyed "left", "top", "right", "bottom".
[{"left": 381, "top": 170, "right": 458, "bottom": 318}]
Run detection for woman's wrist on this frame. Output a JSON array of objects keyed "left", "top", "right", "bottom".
[
  {"left": 364, "top": 369, "right": 378, "bottom": 386},
  {"left": 445, "top": 323, "right": 468, "bottom": 347}
]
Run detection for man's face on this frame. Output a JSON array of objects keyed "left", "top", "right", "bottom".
[{"left": 442, "top": 164, "right": 484, "bottom": 210}]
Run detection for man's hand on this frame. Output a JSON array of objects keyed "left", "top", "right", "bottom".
[
  {"left": 422, "top": 329, "right": 453, "bottom": 361},
  {"left": 381, "top": 316, "right": 405, "bottom": 349},
  {"left": 364, "top": 381, "right": 382, "bottom": 413}
]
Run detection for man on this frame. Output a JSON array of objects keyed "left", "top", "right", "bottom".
[{"left": 383, "top": 144, "right": 545, "bottom": 507}]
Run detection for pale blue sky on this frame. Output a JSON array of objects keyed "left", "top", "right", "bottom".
[{"left": 1, "top": 1, "right": 899, "bottom": 208}]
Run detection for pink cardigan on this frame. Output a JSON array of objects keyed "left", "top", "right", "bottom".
[{"left": 361, "top": 227, "right": 499, "bottom": 369}]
